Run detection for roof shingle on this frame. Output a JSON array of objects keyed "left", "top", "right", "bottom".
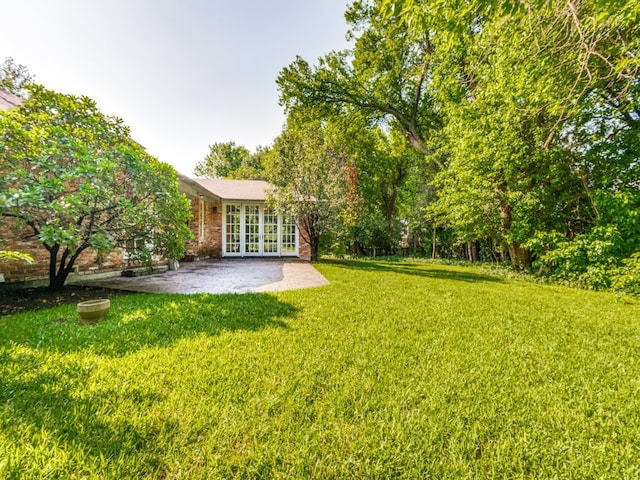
[{"left": 192, "top": 178, "right": 272, "bottom": 201}]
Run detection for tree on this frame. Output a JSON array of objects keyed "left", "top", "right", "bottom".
[
  {"left": 277, "top": 0, "right": 443, "bottom": 167},
  {"left": 265, "top": 119, "right": 351, "bottom": 261},
  {"left": 231, "top": 145, "right": 269, "bottom": 180},
  {"left": 0, "top": 57, "right": 34, "bottom": 98},
  {"left": 275, "top": 0, "right": 638, "bottom": 278},
  {"left": 324, "top": 112, "right": 426, "bottom": 255},
  {"left": 380, "top": 0, "right": 640, "bottom": 272},
  {"left": 193, "top": 141, "right": 266, "bottom": 179},
  {"left": 0, "top": 85, "right": 192, "bottom": 289}
]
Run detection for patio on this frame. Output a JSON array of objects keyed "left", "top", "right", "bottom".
[{"left": 80, "top": 258, "right": 329, "bottom": 294}]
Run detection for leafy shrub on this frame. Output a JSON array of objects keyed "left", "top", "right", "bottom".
[
  {"left": 610, "top": 253, "right": 640, "bottom": 295},
  {"left": 527, "top": 226, "right": 624, "bottom": 290}
]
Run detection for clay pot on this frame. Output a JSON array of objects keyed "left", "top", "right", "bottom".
[{"left": 77, "top": 299, "right": 110, "bottom": 323}]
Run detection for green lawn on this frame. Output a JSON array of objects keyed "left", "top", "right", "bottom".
[{"left": 1, "top": 259, "right": 640, "bottom": 479}]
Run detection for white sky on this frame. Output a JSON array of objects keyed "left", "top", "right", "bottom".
[{"left": 0, "top": 1, "right": 351, "bottom": 175}]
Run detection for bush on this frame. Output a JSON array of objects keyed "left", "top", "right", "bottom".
[
  {"left": 528, "top": 226, "right": 625, "bottom": 291},
  {"left": 610, "top": 253, "right": 640, "bottom": 295}
]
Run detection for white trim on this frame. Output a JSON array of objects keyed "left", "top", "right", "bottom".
[
  {"left": 262, "top": 205, "right": 280, "bottom": 257},
  {"left": 223, "top": 203, "right": 242, "bottom": 257},
  {"left": 199, "top": 199, "right": 205, "bottom": 240},
  {"left": 243, "top": 204, "right": 262, "bottom": 257},
  {"left": 221, "top": 202, "right": 299, "bottom": 257}
]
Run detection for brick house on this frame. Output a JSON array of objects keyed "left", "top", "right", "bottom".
[
  {"left": 0, "top": 89, "right": 310, "bottom": 285},
  {"left": 179, "top": 175, "right": 311, "bottom": 261},
  {"left": 0, "top": 90, "right": 311, "bottom": 284},
  {"left": 0, "top": 174, "right": 312, "bottom": 285}
]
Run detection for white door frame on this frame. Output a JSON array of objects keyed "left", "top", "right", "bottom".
[
  {"left": 242, "top": 204, "right": 262, "bottom": 256},
  {"left": 222, "top": 202, "right": 299, "bottom": 257}
]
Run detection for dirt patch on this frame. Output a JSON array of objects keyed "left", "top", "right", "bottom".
[{"left": 0, "top": 285, "right": 131, "bottom": 317}]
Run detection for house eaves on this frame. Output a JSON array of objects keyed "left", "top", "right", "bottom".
[{"left": 191, "top": 178, "right": 273, "bottom": 202}]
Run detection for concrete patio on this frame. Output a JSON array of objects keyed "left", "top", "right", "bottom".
[{"left": 80, "top": 259, "right": 329, "bottom": 294}]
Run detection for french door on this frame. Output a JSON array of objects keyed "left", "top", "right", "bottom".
[
  {"left": 223, "top": 203, "right": 298, "bottom": 257},
  {"left": 243, "top": 205, "right": 261, "bottom": 255}
]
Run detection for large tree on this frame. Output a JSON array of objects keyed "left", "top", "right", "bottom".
[
  {"left": 382, "top": 0, "right": 640, "bottom": 270},
  {"left": 279, "top": 0, "right": 639, "bottom": 272},
  {"left": 277, "top": 0, "right": 443, "bottom": 166},
  {"left": 323, "top": 112, "right": 427, "bottom": 255},
  {"left": 265, "top": 119, "right": 351, "bottom": 261},
  {"left": 0, "top": 86, "right": 192, "bottom": 289}
]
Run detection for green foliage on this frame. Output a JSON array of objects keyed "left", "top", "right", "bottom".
[
  {"left": 528, "top": 227, "right": 625, "bottom": 290},
  {"left": 344, "top": 125, "right": 428, "bottom": 256},
  {"left": 277, "top": 0, "right": 443, "bottom": 163},
  {"left": 525, "top": 188, "right": 640, "bottom": 290},
  {"left": 193, "top": 141, "right": 266, "bottom": 179},
  {"left": 593, "top": 189, "right": 640, "bottom": 254},
  {"left": 265, "top": 119, "right": 352, "bottom": 260},
  {"left": 0, "top": 85, "right": 192, "bottom": 289},
  {"left": 287, "top": 0, "right": 639, "bottom": 272},
  {"left": 610, "top": 253, "right": 640, "bottom": 295},
  {"left": 1, "top": 260, "right": 640, "bottom": 477}
]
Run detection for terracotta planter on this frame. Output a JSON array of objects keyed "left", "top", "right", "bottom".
[{"left": 77, "top": 298, "right": 110, "bottom": 323}]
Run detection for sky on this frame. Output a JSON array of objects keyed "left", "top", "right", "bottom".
[{"left": 0, "top": 0, "right": 351, "bottom": 175}]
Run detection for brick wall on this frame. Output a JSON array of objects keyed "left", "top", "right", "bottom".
[
  {"left": 298, "top": 225, "right": 312, "bottom": 261},
  {"left": 182, "top": 194, "right": 222, "bottom": 260},
  {"left": 2, "top": 190, "right": 311, "bottom": 285},
  {"left": 0, "top": 218, "right": 146, "bottom": 285}
]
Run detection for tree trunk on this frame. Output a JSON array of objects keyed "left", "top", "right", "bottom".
[
  {"left": 498, "top": 201, "right": 531, "bottom": 270},
  {"left": 507, "top": 242, "right": 531, "bottom": 270},
  {"left": 467, "top": 241, "right": 479, "bottom": 262},
  {"left": 47, "top": 245, "right": 60, "bottom": 289},
  {"left": 47, "top": 245, "right": 82, "bottom": 290},
  {"left": 49, "top": 273, "right": 68, "bottom": 291},
  {"left": 432, "top": 226, "right": 437, "bottom": 259},
  {"left": 310, "top": 237, "right": 320, "bottom": 262}
]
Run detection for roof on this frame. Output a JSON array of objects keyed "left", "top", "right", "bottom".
[
  {"left": 191, "top": 178, "right": 272, "bottom": 202},
  {"left": 0, "top": 89, "right": 22, "bottom": 111}
]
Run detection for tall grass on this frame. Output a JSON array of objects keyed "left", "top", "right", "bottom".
[{"left": 1, "top": 259, "right": 639, "bottom": 478}]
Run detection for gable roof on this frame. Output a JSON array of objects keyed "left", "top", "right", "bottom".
[
  {"left": 192, "top": 178, "right": 272, "bottom": 202},
  {"left": 0, "top": 89, "right": 22, "bottom": 111}
]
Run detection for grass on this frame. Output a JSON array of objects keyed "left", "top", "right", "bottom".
[{"left": 1, "top": 259, "right": 640, "bottom": 479}]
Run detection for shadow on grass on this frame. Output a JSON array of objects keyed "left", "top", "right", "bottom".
[
  {"left": 0, "top": 292, "right": 297, "bottom": 476},
  {"left": 0, "top": 351, "right": 177, "bottom": 476},
  {"left": 0, "top": 292, "right": 297, "bottom": 357},
  {"left": 322, "top": 258, "right": 504, "bottom": 284}
]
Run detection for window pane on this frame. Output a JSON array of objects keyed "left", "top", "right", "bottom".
[
  {"left": 281, "top": 215, "right": 296, "bottom": 254},
  {"left": 225, "top": 204, "right": 241, "bottom": 253}
]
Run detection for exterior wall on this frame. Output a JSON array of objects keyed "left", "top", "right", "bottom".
[
  {"left": 298, "top": 225, "right": 312, "bottom": 261},
  {"left": 179, "top": 186, "right": 222, "bottom": 261},
  {"left": 2, "top": 179, "right": 311, "bottom": 285},
  {"left": 0, "top": 218, "right": 166, "bottom": 285}
]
